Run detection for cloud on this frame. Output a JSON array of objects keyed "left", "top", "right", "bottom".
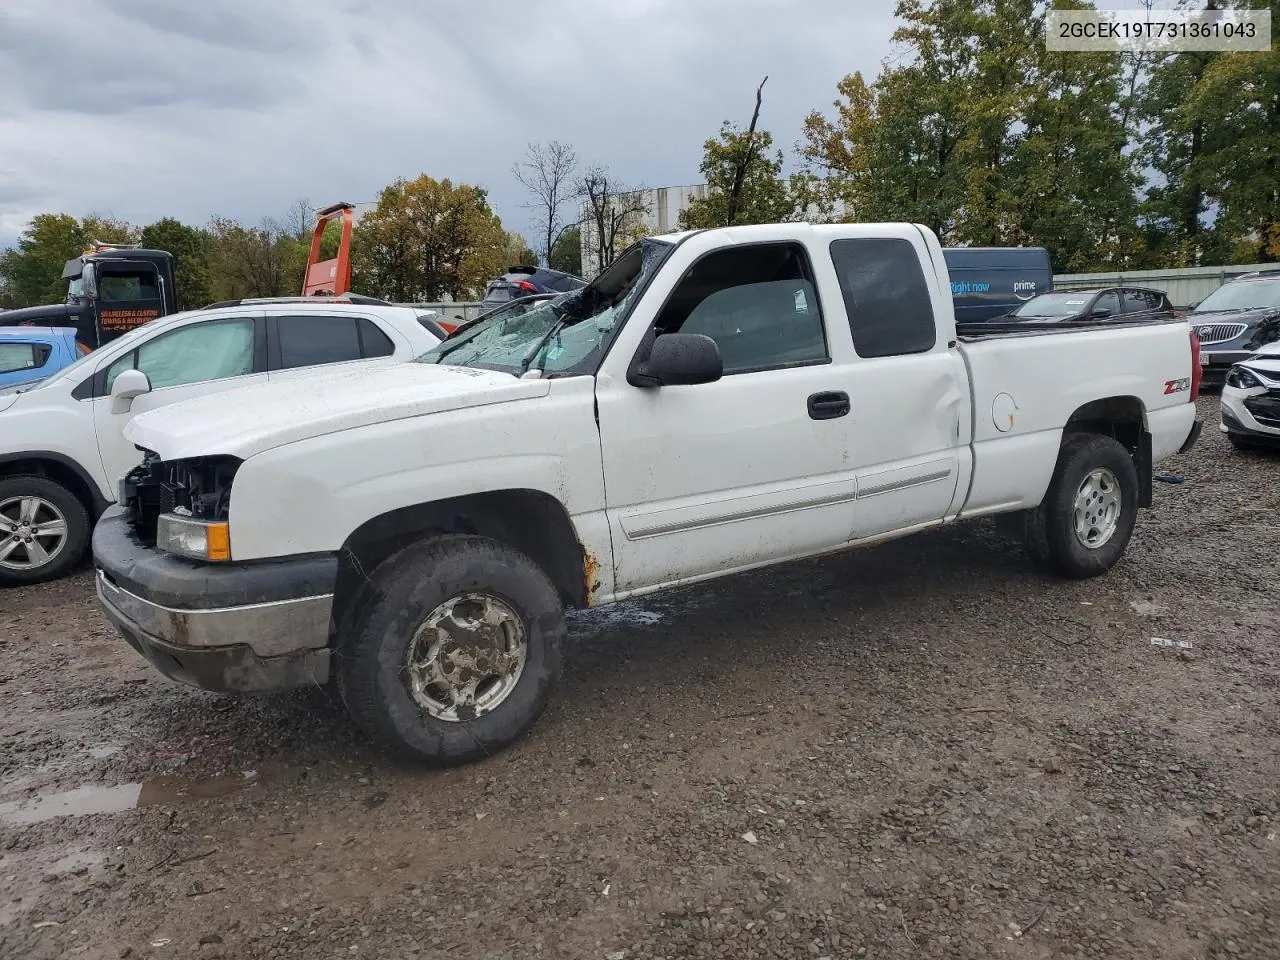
[{"left": 0, "top": 0, "right": 896, "bottom": 253}]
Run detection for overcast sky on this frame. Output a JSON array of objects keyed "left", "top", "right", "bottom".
[{"left": 0, "top": 0, "right": 901, "bottom": 252}]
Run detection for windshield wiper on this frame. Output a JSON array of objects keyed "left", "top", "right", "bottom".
[{"left": 518, "top": 304, "right": 572, "bottom": 374}]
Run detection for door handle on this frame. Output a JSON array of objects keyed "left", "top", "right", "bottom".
[{"left": 807, "top": 391, "right": 850, "bottom": 420}]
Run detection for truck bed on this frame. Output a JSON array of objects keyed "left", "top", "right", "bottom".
[
  {"left": 953, "top": 315, "right": 1197, "bottom": 521},
  {"left": 956, "top": 316, "right": 1182, "bottom": 341}
]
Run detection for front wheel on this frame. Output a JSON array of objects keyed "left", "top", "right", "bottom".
[
  {"left": 335, "top": 535, "right": 564, "bottom": 764},
  {"left": 1023, "top": 433, "right": 1139, "bottom": 579},
  {"left": 0, "top": 476, "right": 91, "bottom": 587}
]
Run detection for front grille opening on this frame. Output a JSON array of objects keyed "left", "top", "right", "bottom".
[{"left": 121, "top": 454, "right": 242, "bottom": 545}]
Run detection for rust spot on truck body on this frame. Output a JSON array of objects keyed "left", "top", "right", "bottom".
[{"left": 583, "top": 549, "right": 602, "bottom": 607}]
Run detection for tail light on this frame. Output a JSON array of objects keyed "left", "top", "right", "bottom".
[
  {"left": 1189, "top": 328, "right": 1202, "bottom": 401},
  {"left": 516, "top": 280, "right": 536, "bottom": 294},
  {"left": 439, "top": 321, "right": 458, "bottom": 335}
]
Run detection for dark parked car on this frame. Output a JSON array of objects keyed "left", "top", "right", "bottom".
[
  {"left": 994, "top": 286, "right": 1175, "bottom": 324},
  {"left": 481, "top": 266, "right": 586, "bottom": 307},
  {"left": 1188, "top": 271, "right": 1280, "bottom": 389}
]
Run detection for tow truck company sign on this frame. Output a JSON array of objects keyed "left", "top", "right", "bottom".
[{"left": 100, "top": 308, "right": 160, "bottom": 332}]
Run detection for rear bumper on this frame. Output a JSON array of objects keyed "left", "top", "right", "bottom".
[{"left": 92, "top": 507, "right": 336, "bottom": 692}]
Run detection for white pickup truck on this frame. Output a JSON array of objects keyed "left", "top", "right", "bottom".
[{"left": 92, "top": 223, "right": 1202, "bottom": 764}]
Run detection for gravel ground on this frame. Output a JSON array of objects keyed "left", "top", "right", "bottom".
[{"left": 2, "top": 396, "right": 1277, "bottom": 960}]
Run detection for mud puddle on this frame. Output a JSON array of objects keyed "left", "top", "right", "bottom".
[{"left": 0, "top": 764, "right": 303, "bottom": 827}]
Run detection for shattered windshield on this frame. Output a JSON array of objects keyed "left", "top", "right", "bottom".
[{"left": 416, "top": 239, "right": 672, "bottom": 377}]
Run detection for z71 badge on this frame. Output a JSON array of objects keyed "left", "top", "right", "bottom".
[{"left": 1164, "top": 377, "right": 1191, "bottom": 394}]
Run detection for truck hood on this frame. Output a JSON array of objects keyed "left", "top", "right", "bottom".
[{"left": 124, "top": 361, "right": 551, "bottom": 461}]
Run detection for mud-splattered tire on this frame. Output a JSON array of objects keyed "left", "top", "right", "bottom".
[
  {"left": 335, "top": 535, "right": 564, "bottom": 765},
  {"left": 0, "top": 475, "right": 90, "bottom": 587},
  {"left": 1023, "top": 433, "right": 1139, "bottom": 580}
]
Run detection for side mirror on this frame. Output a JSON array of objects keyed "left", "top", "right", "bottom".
[
  {"left": 81, "top": 263, "right": 98, "bottom": 300},
  {"left": 632, "top": 333, "right": 723, "bottom": 387},
  {"left": 1090, "top": 307, "right": 1113, "bottom": 319},
  {"left": 110, "top": 369, "right": 151, "bottom": 413}
]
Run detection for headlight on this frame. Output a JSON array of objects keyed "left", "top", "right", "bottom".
[
  {"left": 1226, "top": 367, "right": 1262, "bottom": 390},
  {"left": 156, "top": 513, "right": 231, "bottom": 562}
]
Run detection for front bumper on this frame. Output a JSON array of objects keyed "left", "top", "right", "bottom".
[
  {"left": 92, "top": 507, "right": 337, "bottom": 692},
  {"left": 1201, "top": 350, "right": 1254, "bottom": 387},
  {"left": 1221, "top": 387, "right": 1280, "bottom": 443}
]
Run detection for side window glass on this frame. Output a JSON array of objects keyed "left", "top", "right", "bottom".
[
  {"left": 133, "top": 318, "right": 255, "bottom": 390},
  {"left": 651, "top": 242, "right": 828, "bottom": 375},
  {"left": 1127, "top": 290, "right": 1159, "bottom": 312},
  {"left": 0, "top": 343, "right": 46, "bottom": 374},
  {"left": 1094, "top": 291, "right": 1122, "bottom": 316},
  {"left": 99, "top": 272, "right": 159, "bottom": 302},
  {"left": 829, "top": 239, "right": 935, "bottom": 357},
  {"left": 277, "top": 316, "right": 361, "bottom": 369},
  {"left": 104, "top": 350, "right": 138, "bottom": 391},
  {"left": 357, "top": 318, "right": 395, "bottom": 358}
]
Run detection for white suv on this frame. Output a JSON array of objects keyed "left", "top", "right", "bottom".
[{"left": 0, "top": 298, "right": 440, "bottom": 586}]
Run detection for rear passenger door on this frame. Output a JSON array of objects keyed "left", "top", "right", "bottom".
[
  {"left": 265, "top": 312, "right": 399, "bottom": 382},
  {"left": 828, "top": 237, "right": 970, "bottom": 540}
]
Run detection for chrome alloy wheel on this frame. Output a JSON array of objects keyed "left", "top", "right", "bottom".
[
  {"left": 403, "top": 593, "right": 528, "bottom": 721},
  {"left": 1072, "top": 467, "right": 1121, "bottom": 549},
  {"left": 0, "top": 496, "right": 68, "bottom": 571}
]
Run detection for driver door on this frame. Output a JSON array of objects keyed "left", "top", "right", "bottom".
[{"left": 91, "top": 313, "right": 266, "bottom": 489}]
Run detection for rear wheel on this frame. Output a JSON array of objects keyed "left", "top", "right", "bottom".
[
  {"left": 0, "top": 476, "right": 90, "bottom": 587},
  {"left": 1023, "top": 433, "right": 1139, "bottom": 579},
  {"left": 336, "top": 535, "right": 564, "bottom": 764}
]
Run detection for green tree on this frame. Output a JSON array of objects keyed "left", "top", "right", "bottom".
[
  {"left": 678, "top": 124, "right": 796, "bottom": 230},
  {"left": 1188, "top": 44, "right": 1280, "bottom": 262},
  {"left": 0, "top": 214, "right": 87, "bottom": 307},
  {"left": 139, "top": 218, "right": 214, "bottom": 309},
  {"left": 206, "top": 216, "right": 304, "bottom": 301},
  {"left": 801, "top": 0, "right": 1148, "bottom": 267},
  {"left": 548, "top": 224, "right": 582, "bottom": 276},
  {"left": 80, "top": 214, "right": 138, "bottom": 246},
  {"left": 351, "top": 174, "right": 510, "bottom": 301},
  {"left": 1137, "top": 49, "right": 1224, "bottom": 265},
  {"left": 505, "top": 232, "right": 539, "bottom": 268},
  {"left": 800, "top": 65, "right": 969, "bottom": 238},
  {"left": 1010, "top": 18, "right": 1138, "bottom": 270}
]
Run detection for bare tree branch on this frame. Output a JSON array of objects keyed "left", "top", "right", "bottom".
[
  {"left": 512, "top": 141, "right": 579, "bottom": 266},
  {"left": 575, "top": 165, "right": 651, "bottom": 275},
  {"left": 726, "top": 76, "right": 768, "bottom": 227}
]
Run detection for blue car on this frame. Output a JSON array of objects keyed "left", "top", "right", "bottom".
[{"left": 0, "top": 326, "right": 82, "bottom": 391}]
